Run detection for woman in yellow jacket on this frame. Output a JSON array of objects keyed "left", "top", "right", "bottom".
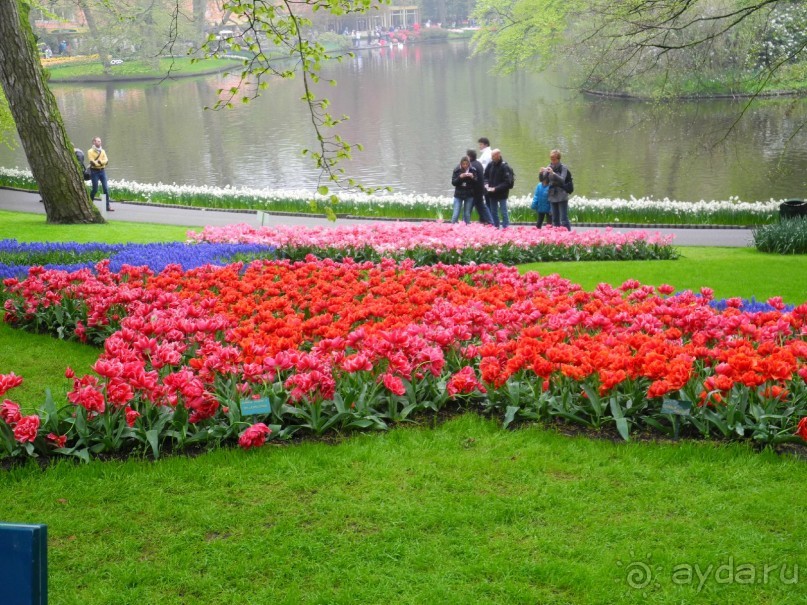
[{"left": 87, "top": 136, "right": 112, "bottom": 211}]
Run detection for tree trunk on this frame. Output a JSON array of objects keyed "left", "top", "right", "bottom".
[
  {"left": 437, "top": 0, "right": 447, "bottom": 27},
  {"left": 76, "top": 0, "right": 112, "bottom": 73},
  {"left": 0, "top": 0, "right": 103, "bottom": 224},
  {"left": 218, "top": 8, "right": 233, "bottom": 29},
  {"left": 139, "top": 5, "right": 161, "bottom": 70}
]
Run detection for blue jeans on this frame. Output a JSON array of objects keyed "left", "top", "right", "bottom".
[
  {"left": 474, "top": 197, "right": 494, "bottom": 224},
  {"left": 451, "top": 196, "right": 474, "bottom": 224},
  {"left": 90, "top": 169, "right": 110, "bottom": 209},
  {"left": 487, "top": 198, "right": 509, "bottom": 228},
  {"left": 550, "top": 201, "right": 571, "bottom": 230}
]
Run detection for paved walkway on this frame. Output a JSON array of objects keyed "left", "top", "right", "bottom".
[{"left": 0, "top": 187, "right": 754, "bottom": 247}]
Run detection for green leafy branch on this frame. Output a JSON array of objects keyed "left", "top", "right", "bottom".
[{"left": 187, "top": 0, "right": 389, "bottom": 209}]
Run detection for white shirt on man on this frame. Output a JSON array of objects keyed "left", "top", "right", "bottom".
[{"left": 479, "top": 146, "right": 492, "bottom": 171}]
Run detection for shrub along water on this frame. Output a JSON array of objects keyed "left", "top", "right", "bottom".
[{"left": 753, "top": 216, "right": 807, "bottom": 254}]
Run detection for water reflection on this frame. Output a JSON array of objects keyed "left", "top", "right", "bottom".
[{"left": 0, "top": 41, "right": 805, "bottom": 201}]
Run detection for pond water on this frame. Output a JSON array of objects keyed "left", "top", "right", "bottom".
[{"left": 2, "top": 41, "right": 807, "bottom": 201}]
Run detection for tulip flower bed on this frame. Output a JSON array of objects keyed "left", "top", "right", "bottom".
[
  {"left": 2, "top": 257, "right": 807, "bottom": 463},
  {"left": 0, "top": 225, "right": 675, "bottom": 279},
  {"left": 188, "top": 222, "right": 679, "bottom": 263}
]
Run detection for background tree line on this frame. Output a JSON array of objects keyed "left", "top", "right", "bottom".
[{"left": 472, "top": 0, "right": 807, "bottom": 98}]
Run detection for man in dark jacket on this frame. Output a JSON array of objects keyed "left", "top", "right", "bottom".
[
  {"left": 467, "top": 149, "right": 494, "bottom": 224},
  {"left": 539, "top": 149, "right": 573, "bottom": 231},
  {"left": 483, "top": 149, "right": 514, "bottom": 228}
]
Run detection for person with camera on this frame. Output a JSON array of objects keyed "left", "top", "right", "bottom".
[
  {"left": 540, "top": 149, "right": 573, "bottom": 230},
  {"left": 450, "top": 156, "right": 478, "bottom": 224}
]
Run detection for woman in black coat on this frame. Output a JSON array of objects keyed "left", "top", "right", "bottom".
[{"left": 450, "top": 156, "right": 477, "bottom": 224}]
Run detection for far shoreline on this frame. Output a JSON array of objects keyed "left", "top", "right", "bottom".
[
  {"left": 581, "top": 87, "right": 807, "bottom": 102},
  {"left": 45, "top": 56, "right": 245, "bottom": 84}
]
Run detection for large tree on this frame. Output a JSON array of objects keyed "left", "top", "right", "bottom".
[
  {"left": 0, "top": 93, "right": 15, "bottom": 144},
  {"left": 0, "top": 0, "right": 102, "bottom": 223}
]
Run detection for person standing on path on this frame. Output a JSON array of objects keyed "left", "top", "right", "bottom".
[
  {"left": 74, "top": 147, "right": 85, "bottom": 167},
  {"left": 42, "top": 148, "right": 87, "bottom": 205},
  {"left": 531, "top": 170, "right": 551, "bottom": 228},
  {"left": 477, "top": 137, "right": 492, "bottom": 172},
  {"left": 450, "top": 156, "right": 477, "bottom": 224},
  {"left": 540, "top": 149, "right": 573, "bottom": 230},
  {"left": 87, "top": 136, "right": 113, "bottom": 211},
  {"left": 483, "top": 149, "right": 514, "bottom": 228},
  {"left": 466, "top": 149, "right": 494, "bottom": 224},
  {"left": 477, "top": 137, "right": 494, "bottom": 220}
]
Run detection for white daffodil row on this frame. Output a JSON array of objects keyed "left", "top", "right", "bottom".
[{"left": 0, "top": 167, "right": 784, "bottom": 224}]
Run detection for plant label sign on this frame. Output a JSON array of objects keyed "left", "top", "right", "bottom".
[
  {"left": 241, "top": 397, "right": 271, "bottom": 416},
  {"left": 661, "top": 399, "right": 692, "bottom": 416}
]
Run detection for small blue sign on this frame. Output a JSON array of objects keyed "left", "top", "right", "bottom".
[
  {"left": 241, "top": 397, "right": 271, "bottom": 416},
  {"left": 661, "top": 398, "right": 692, "bottom": 416},
  {"left": 0, "top": 522, "right": 47, "bottom": 605}
]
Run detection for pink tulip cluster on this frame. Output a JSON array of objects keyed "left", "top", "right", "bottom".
[{"left": 187, "top": 222, "right": 675, "bottom": 252}]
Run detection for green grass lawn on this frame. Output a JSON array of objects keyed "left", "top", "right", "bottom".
[
  {"left": 2, "top": 415, "right": 804, "bottom": 604},
  {"left": 0, "top": 209, "right": 192, "bottom": 242},
  {"left": 0, "top": 323, "right": 99, "bottom": 410},
  {"left": 47, "top": 57, "right": 243, "bottom": 82},
  {"left": 525, "top": 246, "right": 807, "bottom": 304},
  {"left": 1, "top": 217, "right": 806, "bottom": 604}
]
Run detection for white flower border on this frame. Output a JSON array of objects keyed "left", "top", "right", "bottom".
[{"left": 0, "top": 166, "right": 783, "bottom": 217}]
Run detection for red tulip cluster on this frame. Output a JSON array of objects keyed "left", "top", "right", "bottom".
[{"left": 2, "top": 257, "right": 807, "bottom": 457}]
